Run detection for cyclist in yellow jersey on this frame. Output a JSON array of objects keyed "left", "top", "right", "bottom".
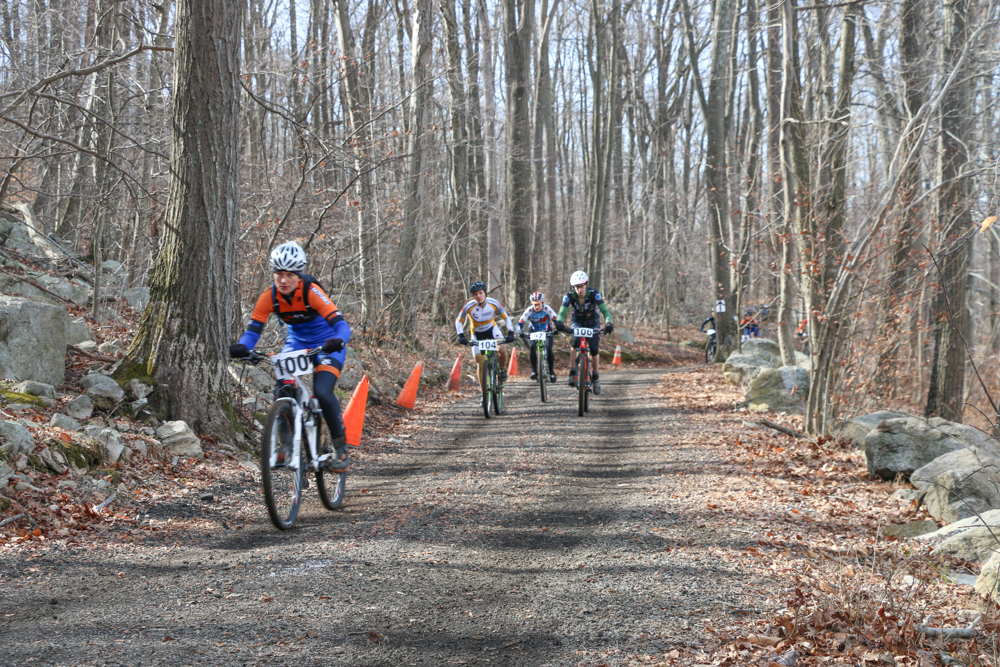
[{"left": 455, "top": 280, "right": 515, "bottom": 384}]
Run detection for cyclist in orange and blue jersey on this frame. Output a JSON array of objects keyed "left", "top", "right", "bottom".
[
  {"left": 516, "top": 291, "right": 566, "bottom": 382},
  {"left": 455, "top": 281, "right": 515, "bottom": 383},
  {"left": 229, "top": 241, "right": 352, "bottom": 472}
]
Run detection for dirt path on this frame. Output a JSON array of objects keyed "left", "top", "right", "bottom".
[{"left": 0, "top": 366, "right": 781, "bottom": 667}]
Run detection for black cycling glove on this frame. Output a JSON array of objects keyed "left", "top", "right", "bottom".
[
  {"left": 604, "top": 323, "right": 614, "bottom": 335},
  {"left": 323, "top": 338, "right": 345, "bottom": 353},
  {"left": 554, "top": 320, "right": 566, "bottom": 332},
  {"left": 504, "top": 331, "right": 515, "bottom": 344},
  {"left": 457, "top": 334, "right": 469, "bottom": 346},
  {"left": 229, "top": 343, "right": 249, "bottom": 359}
]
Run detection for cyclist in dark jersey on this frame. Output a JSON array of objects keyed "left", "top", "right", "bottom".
[
  {"left": 229, "top": 241, "right": 352, "bottom": 472},
  {"left": 556, "top": 270, "right": 613, "bottom": 395}
]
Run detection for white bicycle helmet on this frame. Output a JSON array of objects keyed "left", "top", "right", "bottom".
[
  {"left": 270, "top": 241, "right": 307, "bottom": 272},
  {"left": 570, "top": 270, "right": 589, "bottom": 286},
  {"left": 530, "top": 291, "right": 545, "bottom": 302}
]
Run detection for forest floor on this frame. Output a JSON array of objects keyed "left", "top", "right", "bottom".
[{"left": 1, "top": 329, "right": 999, "bottom": 666}]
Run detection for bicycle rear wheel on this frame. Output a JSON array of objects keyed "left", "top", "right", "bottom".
[
  {"left": 539, "top": 345, "right": 548, "bottom": 403},
  {"left": 481, "top": 355, "right": 493, "bottom": 419},
  {"left": 577, "top": 353, "right": 587, "bottom": 417},
  {"left": 260, "top": 399, "right": 303, "bottom": 530}
]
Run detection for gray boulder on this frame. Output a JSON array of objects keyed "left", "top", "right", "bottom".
[
  {"left": 35, "top": 275, "right": 90, "bottom": 306},
  {"left": 0, "top": 296, "right": 68, "bottom": 386},
  {"left": 228, "top": 361, "right": 273, "bottom": 394},
  {"left": 64, "top": 395, "right": 94, "bottom": 420},
  {"left": 722, "top": 351, "right": 779, "bottom": 386},
  {"left": 740, "top": 337, "right": 781, "bottom": 359},
  {"left": 922, "top": 466, "right": 1000, "bottom": 524},
  {"left": 12, "top": 380, "right": 56, "bottom": 399},
  {"left": 745, "top": 366, "right": 810, "bottom": 415},
  {"left": 0, "top": 460, "right": 13, "bottom": 486},
  {"left": 122, "top": 287, "right": 150, "bottom": 311},
  {"left": 83, "top": 425, "right": 129, "bottom": 463},
  {"left": 975, "top": 551, "right": 1000, "bottom": 605},
  {"left": 863, "top": 417, "right": 986, "bottom": 481},
  {"left": 80, "top": 373, "right": 125, "bottom": 406},
  {"left": 911, "top": 447, "right": 1000, "bottom": 491},
  {"left": 66, "top": 317, "right": 92, "bottom": 346},
  {"left": 38, "top": 447, "right": 68, "bottom": 474},
  {"left": 98, "top": 340, "right": 124, "bottom": 356},
  {"left": 833, "top": 410, "right": 910, "bottom": 448},
  {"left": 338, "top": 347, "right": 366, "bottom": 390},
  {"left": 0, "top": 420, "right": 33, "bottom": 456},
  {"left": 155, "top": 421, "right": 204, "bottom": 459},
  {"left": 932, "top": 527, "right": 1000, "bottom": 564},
  {"left": 49, "top": 413, "right": 82, "bottom": 431}
]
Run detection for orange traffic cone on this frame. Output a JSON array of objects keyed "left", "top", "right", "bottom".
[
  {"left": 395, "top": 361, "right": 422, "bottom": 409},
  {"left": 507, "top": 348, "right": 518, "bottom": 376},
  {"left": 612, "top": 344, "right": 622, "bottom": 365},
  {"left": 446, "top": 355, "right": 462, "bottom": 391},
  {"left": 343, "top": 376, "right": 369, "bottom": 447}
]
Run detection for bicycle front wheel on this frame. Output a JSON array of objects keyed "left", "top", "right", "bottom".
[
  {"left": 577, "top": 353, "right": 587, "bottom": 417},
  {"left": 493, "top": 357, "right": 503, "bottom": 415},
  {"left": 481, "top": 355, "right": 493, "bottom": 419},
  {"left": 705, "top": 339, "right": 716, "bottom": 363},
  {"left": 260, "top": 399, "right": 304, "bottom": 530},
  {"left": 317, "top": 468, "right": 347, "bottom": 510},
  {"left": 539, "top": 347, "right": 548, "bottom": 403}
]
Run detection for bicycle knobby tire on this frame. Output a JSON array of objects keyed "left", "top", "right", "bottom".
[{"left": 260, "top": 399, "right": 303, "bottom": 530}]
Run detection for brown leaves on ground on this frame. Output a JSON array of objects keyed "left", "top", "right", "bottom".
[{"left": 656, "top": 366, "right": 999, "bottom": 667}]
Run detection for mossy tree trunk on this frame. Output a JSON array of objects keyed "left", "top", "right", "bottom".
[{"left": 116, "top": 0, "right": 244, "bottom": 438}]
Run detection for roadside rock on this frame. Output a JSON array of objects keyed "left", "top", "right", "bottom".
[
  {"left": 155, "top": 421, "right": 204, "bottom": 459},
  {"left": 122, "top": 286, "right": 150, "bottom": 311},
  {"left": 932, "top": 527, "right": 1000, "bottom": 564},
  {"left": 83, "top": 426, "right": 129, "bottom": 463},
  {"left": 0, "top": 296, "right": 68, "bottom": 386},
  {"left": 884, "top": 520, "right": 938, "bottom": 539},
  {"left": 863, "top": 417, "right": 980, "bottom": 481},
  {"left": 49, "top": 413, "right": 82, "bottom": 431},
  {"left": 12, "top": 380, "right": 56, "bottom": 399},
  {"left": 975, "top": 551, "right": 1000, "bottom": 605},
  {"left": 66, "top": 317, "right": 92, "bottom": 345},
  {"left": 127, "top": 379, "right": 153, "bottom": 400},
  {"left": 0, "top": 420, "right": 34, "bottom": 456},
  {"left": 0, "top": 460, "right": 12, "bottom": 485},
  {"left": 832, "top": 410, "right": 910, "bottom": 448},
  {"left": 64, "top": 395, "right": 94, "bottom": 420},
  {"left": 740, "top": 338, "right": 781, "bottom": 359},
  {"left": 38, "top": 447, "right": 68, "bottom": 474},
  {"left": 80, "top": 373, "right": 125, "bottom": 407},
  {"left": 98, "top": 340, "right": 124, "bottom": 356},
  {"left": 745, "top": 366, "right": 810, "bottom": 415},
  {"left": 722, "top": 351, "right": 779, "bottom": 386},
  {"left": 911, "top": 447, "right": 1000, "bottom": 491},
  {"left": 922, "top": 466, "right": 1000, "bottom": 524},
  {"left": 338, "top": 347, "right": 366, "bottom": 390}
]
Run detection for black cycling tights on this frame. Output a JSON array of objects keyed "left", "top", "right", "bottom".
[{"left": 313, "top": 369, "right": 345, "bottom": 440}]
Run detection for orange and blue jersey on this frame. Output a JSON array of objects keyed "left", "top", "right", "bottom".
[{"left": 238, "top": 274, "right": 351, "bottom": 374}]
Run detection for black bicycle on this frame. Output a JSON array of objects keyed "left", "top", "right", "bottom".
[
  {"left": 468, "top": 338, "right": 504, "bottom": 418},
  {"left": 572, "top": 327, "right": 596, "bottom": 416},
  {"left": 527, "top": 330, "right": 555, "bottom": 402},
  {"left": 704, "top": 327, "right": 717, "bottom": 363},
  {"left": 240, "top": 349, "right": 346, "bottom": 530}
]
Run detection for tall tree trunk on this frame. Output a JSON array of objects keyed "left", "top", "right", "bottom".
[
  {"left": 806, "top": 3, "right": 858, "bottom": 435},
  {"left": 394, "top": 0, "right": 433, "bottom": 328},
  {"left": 117, "top": 0, "right": 244, "bottom": 437},
  {"left": 333, "top": 0, "right": 378, "bottom": 324},
  {"left": 925, "top": 0, "right": 973, "bottom": 421},
  {"left": 503, "top": 0, "right": 534, "bottom": 306},
  {"left": 697, "top": 0, "right": 738, "bottom": 355}
]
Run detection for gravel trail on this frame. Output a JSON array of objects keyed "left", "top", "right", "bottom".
[{"left": 1, "top": 366, "right": 774, "bottom": 666}]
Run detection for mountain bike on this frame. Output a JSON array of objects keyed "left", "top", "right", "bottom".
[
  {"left": 572, "top": 327, "right": 596, "bottom": 416},
  {"left": 527, "top": 330, "right": 555, "bottom": 402},
  {"left": 240, "top": 349, "right": 346, "bottom": 530},
  {"left": 704, "top": 328, "right": 717, "bottom": 363},
  {"left": 468, "top": 338, "right": 504, "bottom": 418}
]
